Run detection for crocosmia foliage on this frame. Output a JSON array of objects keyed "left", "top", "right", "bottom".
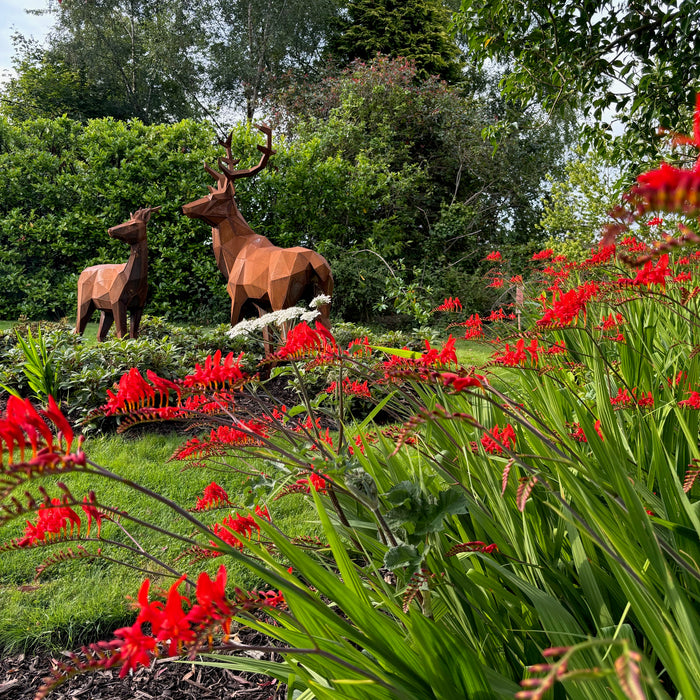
[{"left": 5, "top": 99, "right": 700, "bottom": 699}]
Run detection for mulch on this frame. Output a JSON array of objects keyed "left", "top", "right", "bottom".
[{"left": 0, "top": 628, "right": 286, "bottom": 700}]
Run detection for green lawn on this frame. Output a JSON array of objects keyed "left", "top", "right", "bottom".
[{"left": 0, "top": 432, "right": 316, "bottom": 653}]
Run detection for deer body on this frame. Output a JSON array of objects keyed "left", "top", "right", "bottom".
[
  {"left": 182, "top": 125, "right": 333, "bottom": 327},
  {"left": 75, "top": 207, "right": 160, "bottom": 341}
]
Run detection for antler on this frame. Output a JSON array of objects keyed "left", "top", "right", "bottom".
[
  {"left": 204, "top": 124, "right": 275, "bottom": 192},
  {"left": 131, "top": 206, "right": 161, "bottom": 222}
]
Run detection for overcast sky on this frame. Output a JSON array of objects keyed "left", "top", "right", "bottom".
[{"left": 0, "top": 1, "right": 54, "bottom": 78}]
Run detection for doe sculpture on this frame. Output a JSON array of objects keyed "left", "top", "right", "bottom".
[
  {"left": 75, "top": 206, "right": 160, "bottom": 341},
  {"left": 182, "top": 124, "right": 333, "bottom": 328}
]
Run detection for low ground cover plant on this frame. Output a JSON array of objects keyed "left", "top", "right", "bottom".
[{"left": 3, "top": 99, "right": 700, "bottom": 699}]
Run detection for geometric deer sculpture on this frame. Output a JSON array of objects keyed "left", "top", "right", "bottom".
[
  {"left": 75, "top": 206, "right": 160, "bottom": 341},
  {"left": 182, "top": 124, "right": 333, "bottom": 328}
]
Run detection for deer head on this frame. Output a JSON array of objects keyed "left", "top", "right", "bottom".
[
  {"left": 182, "top": 124, "right": 275, "bottom": 225},
  {"left": 108, "top": 206, "right": 161, "bottom": 243}
]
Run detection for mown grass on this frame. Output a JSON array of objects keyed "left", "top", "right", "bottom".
[{"left": 0, "top": 432, "right": 316, "bottom": 653}]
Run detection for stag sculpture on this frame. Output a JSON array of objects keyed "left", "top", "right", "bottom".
[
  {"left": 182, "top": 124, "right": 333, "bottom": 328},
  {"left": 75, "top": 206, "right": 160, "bottom": 341}
]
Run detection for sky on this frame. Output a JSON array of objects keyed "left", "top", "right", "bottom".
[{"left": 0, "top": 1, "right": 54, "bottom": 79}]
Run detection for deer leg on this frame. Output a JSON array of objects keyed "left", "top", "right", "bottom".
[
  {"left": 113, "top": 302, "right": 128, "bottom": 339},
  {"left": 229, "top": 285, "right": 248, "bottom": 326},
  {"left": 129, "top": 306, "right": 144, "bottom": 339},
  {"left": 97, "top": 311, "right": 114, "bottom": 342},
  {"left": 76, "top": 300, "right": 95, "bottom": 335}
]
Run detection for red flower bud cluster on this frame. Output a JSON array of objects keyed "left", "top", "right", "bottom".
[
  {"left": 194, "top": 482, "right": 232, "bottom": 511},
  {"left": 479, "top": 424, "right": 516, "bottom": 455},
  {"left": 183, "top": 350, "right": 246, "bottom": 389},
  {"left": 12, "top": 493, "right": 104, "bottom": 548},
  {"left": 490, "top": 338, "right": 541, "bottom": 367},
  {"left": 325, "top": 378, "right": 372, "bottom": 398},
  {"left": 209, "top": 506, "right": 271, "bottom": 552},
  {"left": 275, "top": 321, "right": 337, "bottom": 360},
  {"left": 433, "top": 296, "right": 462, "bottom": 312}
]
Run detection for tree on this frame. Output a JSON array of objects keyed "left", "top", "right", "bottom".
[
  {"left": 0, "top": 36, "right": 107, "bottom": 122},
  {"left": 454, "top": 0, "right": 700, "bottom": 164},
  {"left": 538, "top": 150, "right": 623, "bottom": 259},
  {"left": 328, "top": 0, "right": 463, "bottom": 82},
  {"left": 8, "top": 0, "right": 207, "bottom": 124},
  {"left": 268, "top": 56, "right": 572, "bottom": 316},
  {"left": 206, "top": 0, "right": 342, "bottom": 121}
]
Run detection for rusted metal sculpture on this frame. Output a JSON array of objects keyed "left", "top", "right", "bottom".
[
  {"left": 182, "top": 124, "right": 333, "bottom": 328},
  {"left": 75, "top": 206, "right": 160, "bottom": 341}
]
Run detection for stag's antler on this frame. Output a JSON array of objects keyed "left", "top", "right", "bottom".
[
  {"left": 131, "top": 206, "right": 162, "bottom": 222},
  {"left": 205, "top": 124, "right": 275, "bottom": 193}
]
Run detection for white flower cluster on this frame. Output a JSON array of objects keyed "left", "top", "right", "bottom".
[
  {"left": 227, "top": 305, "right": 320, "bottom": 338},
  {"left": 309, "top": 294, "right": 332, "bottom": 309}
]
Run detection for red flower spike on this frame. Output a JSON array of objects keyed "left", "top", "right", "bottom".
[
  {"left": 187, "top": 565, "right": 232, "bottom": 630},
  {"left": 183, "top": 351, "right": 246, "bottom": 389},
  {"left": 480, "top": 424, "right": 516, "bottom": 455},
  {"left": 194, "top": 482, "right": 232, "bottom": 511},
  {"left": 101, "top": 622, "right": 158, "bottom": 678}
]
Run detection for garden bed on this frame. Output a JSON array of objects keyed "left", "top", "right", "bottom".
[{"left": 1, "top": 625, "right": 284, "bottom": 700}]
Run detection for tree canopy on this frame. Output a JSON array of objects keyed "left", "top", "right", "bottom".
[
  {"left": 454, "top": 0, "right": 700, "bottom": 163},
  {"left": 328, "top": 0, "right": 464, "bottom": 82}
]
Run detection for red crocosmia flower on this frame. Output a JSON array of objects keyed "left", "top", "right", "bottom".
[
  {"left": 594, "top": 419, "right": 604, "bottom": 441},
  {"left": 183, "top": 350, "right": 246, "bottom": 389},
  {"left": 620, "top": 236, "right": 649, "bottom": 253},
  {"left": 636, "top": 391, "right": 654, "bottom": 408},
  {"left": 195, "top": 482, "right": 232, "bottom": 511},
  {"left": 487, "top": 308, "right": 506, "bottom": 322},
  {"left": 187, "top": 565, "right": 232, "bottom": 631},
  {"left": 134, "top": 578, "right": 166, "bottom": 633},
  {"left": 103, "top": 368, "right": 156, "bottom": 415},
  {"left": 532, "top": 248, "right": 554, "bottom": 260},
  {"left": 610, "top": 387, "right": 633, "bottom": 407},
  {"left": 150, "top": 576, "right": 196, "bottom": 656},
  {"left": 647, "top": 216, "right": 664, "bottom": 226},
  {"left": 674, "top": 271, "right": 692, "bottom": 282},
  {"left": 419, "top": 336, "right": 457, "bottom": 367},
  {"left": 546, "top": 341, "right": 567, "bottom": 355},
  {"left": 101, "top": 622, "right": 158, "bottom": 677},
  {"left": 485, "top": 251, "right": 502, "bottom": 261},
  {"left": 568, "top": 423, "right": 587, "bottom": 442},
  {"left": 347, "top": 336, "right": 372, "bottom": 357},
  {"left": 440, "top": 372, "right": 484, "bottom": 391},
  {"left": 434, "top": 296, "right": 462, "bottom": 312},
  {"left": 43, "top": 396, "right": 74, "bottom": 452},
  {"left": 480, "top": 424, "right": 516, "bottom": 454},
  {"left": 146, "top": 370, "right": 182, "bottom": 405},
  {"left": 488, "top": 277, "right": 504, "bottom": 288},
  {"left": 325, "top": 378, "right": 372, "bottom": 398},
  {"left": 536, "top": 282, "right": 599, "bottom": 327},
  {"left": 491, "top": 337, "right": 540, "bottom": 366},
  {"left": 17, "top": 498, "right": 82, "bottom": 547},
  {"left": 679, "top": 391, "right": 700, "bottom": 409},
  {"left": 581, "top": 243, "right": 616, "bottom": 267},
  {"left": 597, "top": 313, "right": 625, "bottom": 330},
  {"left": 510, "top": 275, "right": 523, "bottom": 284},
  {"left": 461, "top": 313, "right": 484, "bottom": 339},
  {"left": 81, "top": 494, "right": 104, "bottom": 537},
  {"left": 275, "top": 321, "right": 336, "bottom": 359},
  {"left": 628, "top": 253, "right": 672, "bottom": 288}
]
